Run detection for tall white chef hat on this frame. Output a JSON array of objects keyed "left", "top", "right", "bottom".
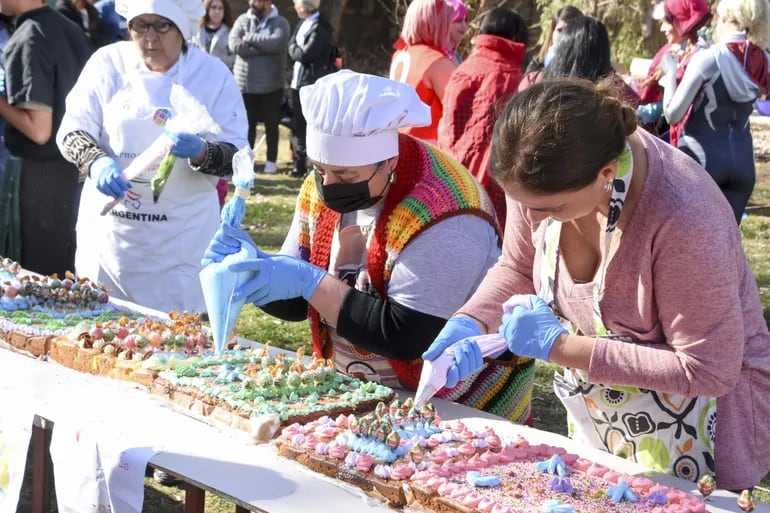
[
  {"left": 299, "top": 70, "right": 431, "bottom": 167},
  {"left": 117, "top": 0, "right": 204, "bottom": 40}
]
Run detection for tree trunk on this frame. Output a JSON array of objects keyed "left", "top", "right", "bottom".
[{"left": 322, "top": 0, "right": 350, "bottom": 35}]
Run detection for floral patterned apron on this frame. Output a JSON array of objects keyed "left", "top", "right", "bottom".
[{"left": 542, "top": 145, "right": 716, "bottom": 482}]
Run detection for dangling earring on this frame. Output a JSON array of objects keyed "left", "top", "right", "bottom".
[{"left": 603, "top": 181, "right": 613, "bottom": 192}]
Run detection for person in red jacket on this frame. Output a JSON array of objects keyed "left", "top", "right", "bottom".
[{"left": 437, "top": 8, "right": 528, "bottom": 229}]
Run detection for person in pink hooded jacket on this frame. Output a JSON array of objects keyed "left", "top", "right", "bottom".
[{"left": 636, "top": 0, "right": 713, "bottom": 143}]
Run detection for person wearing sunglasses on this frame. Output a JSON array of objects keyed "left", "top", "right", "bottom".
[{"left": 55, "top": 0, "right": 248, "bottom": 314}]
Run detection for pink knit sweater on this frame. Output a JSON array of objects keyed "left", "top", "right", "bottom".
[{"left": 459, "top": 129, "right": 770, "bottom": 489}]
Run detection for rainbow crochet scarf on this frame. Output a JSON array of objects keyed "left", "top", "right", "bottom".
[{"left": 296, "top": 134, "right": 499, "bottom": 391}]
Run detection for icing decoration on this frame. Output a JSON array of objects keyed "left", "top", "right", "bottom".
[
  {"left": 738, "top": 490, "right": 757, "bottom": 512},
  {"left": 541, "top": 500, "right": 575, "bottom": 513},
  {"left": 356, "top": 453, "right": 374, "bottom": 473},
  {"left": 72, "top": 312, "right": 208, "bottom": 360},
  {"left": 466, "top": 471, "right": 500, "bottom": 488},
  {"left": 162, "top": 345, "right": 393, "bottom": 422},
  {"left": 374, "top": 464, "right": 392, "bottom": 480},
  {"left": 344, "top": 451, "right": 359, "bottom": 468},
  {"left": 606, "top": 480, "right": 639, "bottom": 503},
  {"left": 548, "top": 476, "right": 574, "bottom": 494},
  {"left": 536, "top": 455, "right": 568, "bottom": 476},
  {"left": 697, "top": 473, "right": 715, "bottom": 499},
  {"left": 390, "top": 463, "right": 414, "bottom": 480},
  {"left": 648, "top": 486, "right": 669, "bottom": 505}
]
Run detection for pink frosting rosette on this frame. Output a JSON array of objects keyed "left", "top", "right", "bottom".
[
  {"left": 356, "top": 453, "right": 374, "bottom": 473},
  {"left": 327, "top": 441, "right": 347, "bottom": 460},
  {"left": 461, "top": 491, "right": 484, "bottom": 508},
  {"left": 390, "top": 463, "right": 415, "bottom": 480}
]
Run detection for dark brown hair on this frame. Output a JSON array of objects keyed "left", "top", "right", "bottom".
[
  {"left": 490, "top": 78, "right": 638, "bottom": 193},
  {"left": 200, "top": 0, "right": 234, "bottom": 28},
  {"left": 537, "top": 5, "right": 583, "bottom": 63}
]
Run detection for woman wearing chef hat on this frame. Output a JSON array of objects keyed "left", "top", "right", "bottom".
[
  {"left": 56, "top": 0, "right": 248, "bottom": 313},
  {"left": 206, "top": 70, "right": 538, "bottom": 425}
]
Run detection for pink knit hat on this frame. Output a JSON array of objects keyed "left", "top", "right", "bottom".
[{"left": 659, "top": 0, "right": 712, "bottom": 37}]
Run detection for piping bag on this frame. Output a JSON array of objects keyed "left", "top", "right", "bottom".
[
  {"left": 413, "top": 295, "right": 533, "bottom": 408},
  {"left": 199, "top": 145, "right": 257, "bottom": 356},
  {"left": 99, "top": 85, "right": 221, "bottom": 215}
]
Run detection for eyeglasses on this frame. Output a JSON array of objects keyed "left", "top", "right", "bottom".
[{"left": 129, "top": 19, "right": 174, "bottom": 34}]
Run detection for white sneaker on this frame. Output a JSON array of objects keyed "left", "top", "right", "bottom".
[{"left": 263, "top": 161, "right": 278, "bottom": 174}]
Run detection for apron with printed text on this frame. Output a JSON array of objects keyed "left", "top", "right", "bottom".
[
  {"left": 543, "top": 146, "right": 716, "bottom": 482},
  {"left": 75, "top": 59, "right": 219, "bottom": 313}
]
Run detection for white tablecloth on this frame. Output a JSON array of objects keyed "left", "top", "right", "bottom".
[{"left": 0, "top": 348, "right": 762, "bottom": 513}]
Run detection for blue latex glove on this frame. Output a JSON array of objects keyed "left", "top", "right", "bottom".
[
  {"left": 445, "top": 339, "right": 483, "bottom": 389},
  {"left": 90, "top": 156, "right": 130, "bottom": 199},
  {"left": 499, "top": 295, "right": 567, "bottom": 361},
  {"left": 201, "top": 224, "right": 258, "bottom": 266},
  {"left": 422, "top": 316, "right": 481, "bottom": 360},
  {"left": 422, "top": 316, "right": 483, "bottom": 389},
  {"left": 165, "top": 130, "right": 206, "bottom": 160},
  {"left": 229, "top": 254, "right": 327, "bottom": 305}
]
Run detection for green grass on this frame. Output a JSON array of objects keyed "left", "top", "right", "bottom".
[{"left": 234, "top": 304, "right": 311, "bottom": 353}]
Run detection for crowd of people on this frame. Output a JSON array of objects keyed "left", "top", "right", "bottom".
[{"left": 0, "top": 0, "right": 769, "bottom": 493}]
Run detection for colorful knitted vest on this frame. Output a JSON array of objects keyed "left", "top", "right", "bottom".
[{"left": 296, "top": 134, "right": 499, "bottom": 391}]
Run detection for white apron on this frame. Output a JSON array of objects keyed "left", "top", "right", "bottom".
[
  {"left": 75, "top": 60, "right": 219, "bottom": 313},
  {"left": 543, "top": 145, "right": 716, "bottom": 482}
]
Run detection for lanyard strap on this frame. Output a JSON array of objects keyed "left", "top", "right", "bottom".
[{"left": 539, "top": 143, "right": 634, "bottom": 335}]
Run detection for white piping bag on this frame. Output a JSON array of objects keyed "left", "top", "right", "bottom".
[
  {"left": 413, "top": 295, "right": 534, "bottom": 409},
  {"left": 100, "top": 85, "right": 221, "bottom": 215}
]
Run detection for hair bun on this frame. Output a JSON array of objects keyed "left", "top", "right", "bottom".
[{"left": 595, "top": 77, "right": 639, "bottom": 137}]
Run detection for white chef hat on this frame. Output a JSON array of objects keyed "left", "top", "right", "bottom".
[
  {"left": 299, "top": 70, "right": 431, "bottom": 167},
  {"left": 117, "top": 0, "right": 204, "bottom": 40}
]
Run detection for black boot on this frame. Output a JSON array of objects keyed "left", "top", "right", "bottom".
[{"left": 290, "top": 156, "right": 307, "bottom": 178}]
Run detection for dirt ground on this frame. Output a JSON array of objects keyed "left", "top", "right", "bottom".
[{"left": 752, "top": 115, "right": 770, "bottom": 162}]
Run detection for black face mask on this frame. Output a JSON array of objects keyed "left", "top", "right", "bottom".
[{"left": 314, "top": 166, "right": 391, "bottom": 214}]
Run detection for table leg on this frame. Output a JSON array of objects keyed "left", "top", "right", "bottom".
[
  {"left": 31, "top": 420, "right": 52, "bottom": 513},
  {"left": 184, "top": 483, "right": 205, "bottom": 513}
]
